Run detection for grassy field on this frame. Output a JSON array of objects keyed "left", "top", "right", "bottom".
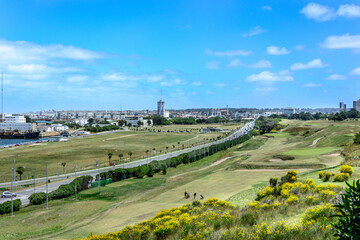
[
  {"left": 0, "top": 123, "right": 240, "bottom": 183},
  {"left": 0, "top": 119, "right": 358, "bottom": 239}
]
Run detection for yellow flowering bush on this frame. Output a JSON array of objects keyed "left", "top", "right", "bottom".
[
  {"left": 319, "top": 190, "right": 336, "bottom": 199},
  {"left": 302, "top": 204, "right": 335, "bottom": 223},
  {"left": 318, "top": 171, "right": 325, "bottom": 179},
  {"left": 154, "top": 218, "right": 180, "bottom": 238},
  {"left": 204, "top": 198, "right": 230, "bottom": 208},
  {"left": 334, "top": 173, "right": 350, "bottom": 182},
  {"left": 340, "top": 165, "right": 353, "bottom": 176},
  {"left": 286, "top": 195, "right": 299, "bottom": 204}
]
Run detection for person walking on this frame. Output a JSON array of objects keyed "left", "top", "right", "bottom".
[
  {"left": 200, "top": 194, "right": 204, "bottom": 200},
  {"left": 194, "top": 192, "right": 197, "bottom": 199}
]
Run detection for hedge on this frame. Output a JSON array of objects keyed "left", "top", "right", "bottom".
[
  {"left": 0, "top": 199, "right": 21, "bottom": 215},
  {"left": 29, "top": 192, "right": 46, "bottom": 205}
]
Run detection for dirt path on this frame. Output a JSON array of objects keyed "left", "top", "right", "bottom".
[
  {"left": 169, "top": 155, "right": 240, "bottom": 179},
  {"left": 310, "top": 137, "right": 323, "bottom": 147},
  {"left": 103, "top": 134, "right": 136, "bottom": 141}
]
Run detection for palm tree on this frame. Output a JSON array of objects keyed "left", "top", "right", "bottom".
[
  {"left": 16, "top": 166, "right": 25, "bottom": 181},
  {"left": 61, "top": 162, "right": 66, "bottom": 173},
  {"left": 177, "top": 142, "right": 180, "bottom": 150},
  {"left": 166, "top": 146, "right": 169, "bottom": 153},
  {"left": 118, "top": 153, "right": 123, "bottom": 161},
  {"left": 146, "top": 150, "right": 149, "bottom": 158},
  {"left": 153, "top": 148, "right": 156, "bottom": 155},
  {"left": 128, "top": 152, "right": 133, "bottom": 161}
]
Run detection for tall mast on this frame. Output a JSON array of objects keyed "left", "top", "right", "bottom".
[{"left": 1, "top": 72, "right": 3, "bottom": 123}]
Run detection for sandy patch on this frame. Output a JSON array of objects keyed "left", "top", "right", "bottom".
[
  {"left": 235, "top": 168, "right": 312, "bottom": 172},
  {"left": 103, "top": 134, "right": 136, "bottom": 141},
  {"left": 269, "top": 159, "right": 283, "bottom": 162},
  {"left": 310, "top": 137, "right": 323, "bottom": 147},
  {"left": 323, "top": 153, "right": 341, "bottom": 157}
]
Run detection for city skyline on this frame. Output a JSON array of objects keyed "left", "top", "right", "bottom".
[{"left": 0, "top": 0, "right": 360, "bottom": 112}]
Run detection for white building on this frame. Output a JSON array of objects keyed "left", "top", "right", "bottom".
[
  {"left": 74, "top": 118, "right": 88, "bottom": 126},
  {"left": 0, "top": 115, "right": 36, "bottom": 132}
]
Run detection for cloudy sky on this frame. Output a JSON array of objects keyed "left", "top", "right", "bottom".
[{"left": 0, "top": 0, "right": 359, "bottom": 112}]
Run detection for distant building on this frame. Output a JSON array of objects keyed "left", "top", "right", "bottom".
[
  {"left": 0, "top": 115, "right": 36, "bottom": 132},
  {"left": 283, "top": 108, "right": 296, "bottom": 115},
  {"left": 353, "top": 99, "right": 360, "bottom": 111},
  {"left": 157, "top": 100, "right": 165, "bottom": 117},
  {"left": 340, "top": 102, "right": 347, "bottom": 112}
]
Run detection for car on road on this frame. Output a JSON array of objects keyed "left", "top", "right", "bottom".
[{"left": 1, "top": 191, "right": 17, "bottom": 198}]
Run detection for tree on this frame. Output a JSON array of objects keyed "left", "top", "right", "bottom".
[
  {"left": 118, "top": 153, "right": 123, "bottom": 161},
  {"left": 354, "top": 132, "right": 360, "bottom": 145},
  {"left": 137, "top": 121, "right": 143, "bottom": 127},
  {"left": 178, "top": 142, "right": 180, "bottom": 150},
  {"left": 166, "top": 146, "right": 169, "bottom": 153},
  {"left": 128, "top": 152, "right": 133, "bottom": 161},
  {"left": 108, "top": 153, "right": 113, "bottom": 164},
  {"left": 147, "top": 119, "right": 152, "bottom": 126},
  {"left": 332, "top": 180, "right": 360, "bottom": 239},
  {"left": 16, "top": 166, "right": 25, "bottom": 181},
  {"left": 145, "top": 150, "right": 149, "bottom": 158},
  {"left": 88, "top": 118, "right": 95, "bottom": 124},
  {"left": 61, "top": 162, "right": 66, "bottom": 173},
  {"left": 127, "top": 123, "right": 132, "bottom": 127}
]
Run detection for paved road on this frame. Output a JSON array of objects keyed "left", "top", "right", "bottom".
[{"left": 0, "top": 121, "right": 254, "bottom": 205}]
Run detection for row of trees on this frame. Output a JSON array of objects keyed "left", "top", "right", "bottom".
[
  {"left": 84, "top": 124, "right": 120, "bottom": 133},
  {"left": 254, "top": 116, "right": 283, "bottom": 135},
  {"left": 268, "top": 109, "right": 360, "bottom": 121},
  {"left": 98, "top": 132, "right": 252, "bottom": 183}
]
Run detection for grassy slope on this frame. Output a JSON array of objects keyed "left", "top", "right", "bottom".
[
  {"left": 0, "top": 123, "right": 236, "bottom": 182},
  {"left": 0, "top": 120, "right": 358, "bottom": 239}
]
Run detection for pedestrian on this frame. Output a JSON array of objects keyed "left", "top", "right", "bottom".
[
  {"left": 200, "top": 194, "right": 204, "bottom": 200},
  {"left": 194, "top": 192, "right": 197, "bottom": 199},
  {"left": 184, "top": 191, "right": 188, "bottom": 199}
]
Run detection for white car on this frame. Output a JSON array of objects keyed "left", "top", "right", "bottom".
[{"left": 1, "top": 191, "right": 16, "bottom": 198}]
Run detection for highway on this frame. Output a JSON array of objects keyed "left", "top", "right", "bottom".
[{"left": 0, "top": 121, "right": 254, "bottom": 205}]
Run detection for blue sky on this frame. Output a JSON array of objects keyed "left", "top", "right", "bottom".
[{"left": 0, "top": 0, "right": 359, "bottom": 112}]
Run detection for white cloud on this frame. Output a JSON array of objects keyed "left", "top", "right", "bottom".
[
  {"left": 7, "top": 64, "right": 48, "bottom": 74},
  {"left": 321, "top": 34, "right": 360, "bottom": 50},
  {"left": 294, "top": 45, "right": 305, "bottom": 51},
  {"left": 101, "top": 73, "right": 139, "bottom": 82},
  {"left": 301, "top": 3, "right": 360, "bottom": 21},
  {"left": 337, "top": 4, "right": 360, "bottom": 18},
  {"left": 300, "top": 3, "right": 335, "bottom": 22},
  {"left": 0, "top": 39, "right": 104, "bottom": 64},
  {"left": 253, "top": 87, "right": 277, "bottom": 96},
  {"left": 205, "top": 49, "right": 253, "bottom": 57},
  {"left": 267, "top": 46, "right": 291, "bottom": 55},
  {"left": 160, "top": 78, "right": 184, "bottom": 86},
  {"left": 303, "top": 82, "right": 322, "bottom": 88},
  {"left": 246, "top": 71, "right": 293, "bottom": 84},
  {"left": 67, "top": 75, "right": 89, "bottom": 83},
  {"left": 146, "top": 75, "right": 165, "bottom": 82},
  {"left": 205, "top": 61, "right": 220, "bottom": 69},
  {"left": 290, "top": 59, "right": 326, "bottom": 70},
  {"left": 241, "top": 26, "right": 267, "bottom": 37},
  {"left": 262, "top": 6, "right": 272, "bottom": 11},
  {"left": 228, "top": 59, "right": 271, "bottom": 68},
  {"left": 325, "top": 74, "right": 347, "bottom": 80},
  {"left": 350, "top": 67, "right": 360, "bottom": 75}
]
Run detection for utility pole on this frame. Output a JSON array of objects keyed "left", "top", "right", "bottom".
[
  {"left": 98, "top": 161, "right": 101, "bottom": 194},
  {"left": 33, "top": 174, "right": 36, "bottom": 194},
  {"left": 11, "top": 168, "right": 13, "bottom": 216},
  {"left": 74, "top": 164, "right": 77, "bottom": 201},
  {"left": 46, "top": 164, "right": 48, "bottom": 209}
]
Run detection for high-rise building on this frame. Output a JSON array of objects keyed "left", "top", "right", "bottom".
[
  {"left": 339, "top": 102, "right": 347, "bottom": 112},
  {"left": 353, "top": 99, "right": 360, "bottom": 111},
  {"left": 157, "top": 100, "right": 165, "bottom": 117}
]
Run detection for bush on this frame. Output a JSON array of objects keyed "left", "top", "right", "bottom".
[
  {"left": 49, "top": 175, "right": 93, "bottom": 200},
  {"left": 334, "top": 173, "right": 350, "bottom": 182},
  {"left": 272, "top": 154, "right": 295, "bottom": 160},
  {"left": 147, "top": 165, "right": 154, "bottom": 177},
  {"left": 269, "top": 177, "right": 278, "bottom": 187},
  {"left": 354, "top": 132, "right": 360, "bottom": 144},
  {"left": 0, "top": 199, "right": 21, "bottom": 215},
  {"left": 162, "top": 165, "right": 167, "bottom": 175},
  {"left": 332, "top": 180, "right": 360, "bottom": 239},
  {"left": 302, "top": 203, "right": 335, "bottom": 223},
  {"left": 28, "top": 192, "right": 46, "bottom": 205},
  {"left": 281, "top": 170, "right": 298, "bottom": 184},
  {"left": 340, "top": 165, "right": 353, "bottom": 176},
  {"left": 240, "top": 211, "right": 258, "bottom": 226},
  {"left": 318, "top": 171, "right": 325, "bottom": 179},
  {"left": 323, "top": 172, "right": 332, "bottom": 182},
  {"left": 286, "top": 195, "right": 299, "bottom": 204}
]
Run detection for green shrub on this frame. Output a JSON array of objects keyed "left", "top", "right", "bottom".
[
  {"left": 354, "top": 132, "right": 360, "bottom": 144},
  {"left": 334, "top": 173, "right": 350, "bottom": 182},
  {"left": 147, "top": 165, "right": 154, "bottom": 177},
  {"left": 240, "top": 211, "right": 258, "bottom": 226},
  {"left": 49, "top": 175, "right": 93, "bottom": 200},
  {"left": 281, "top": 170, "right": 298, "bottom": 184},
  {"left": 0, "top": 199, "right": 21, "bottom": 215},
  {"left": 323, "top": 172, "right": 332, "bottom": 182},
  {"left": 272, "top": 154, "right": 295, "bottom": 160},
  {"left": 318, "top": 171, "right": 325, "bottom": 179},
  {"left": 162, "top": 165, "right": 167, "bottom": 175},
  {"left": 269, "top": 177, "right": 278, "bottom": 187},
  {"left": 28, "top": 192, "right": 46, "bottom": 205},
  {"left": 332, "top": 180, "right": 360, "bottom": 239}
]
